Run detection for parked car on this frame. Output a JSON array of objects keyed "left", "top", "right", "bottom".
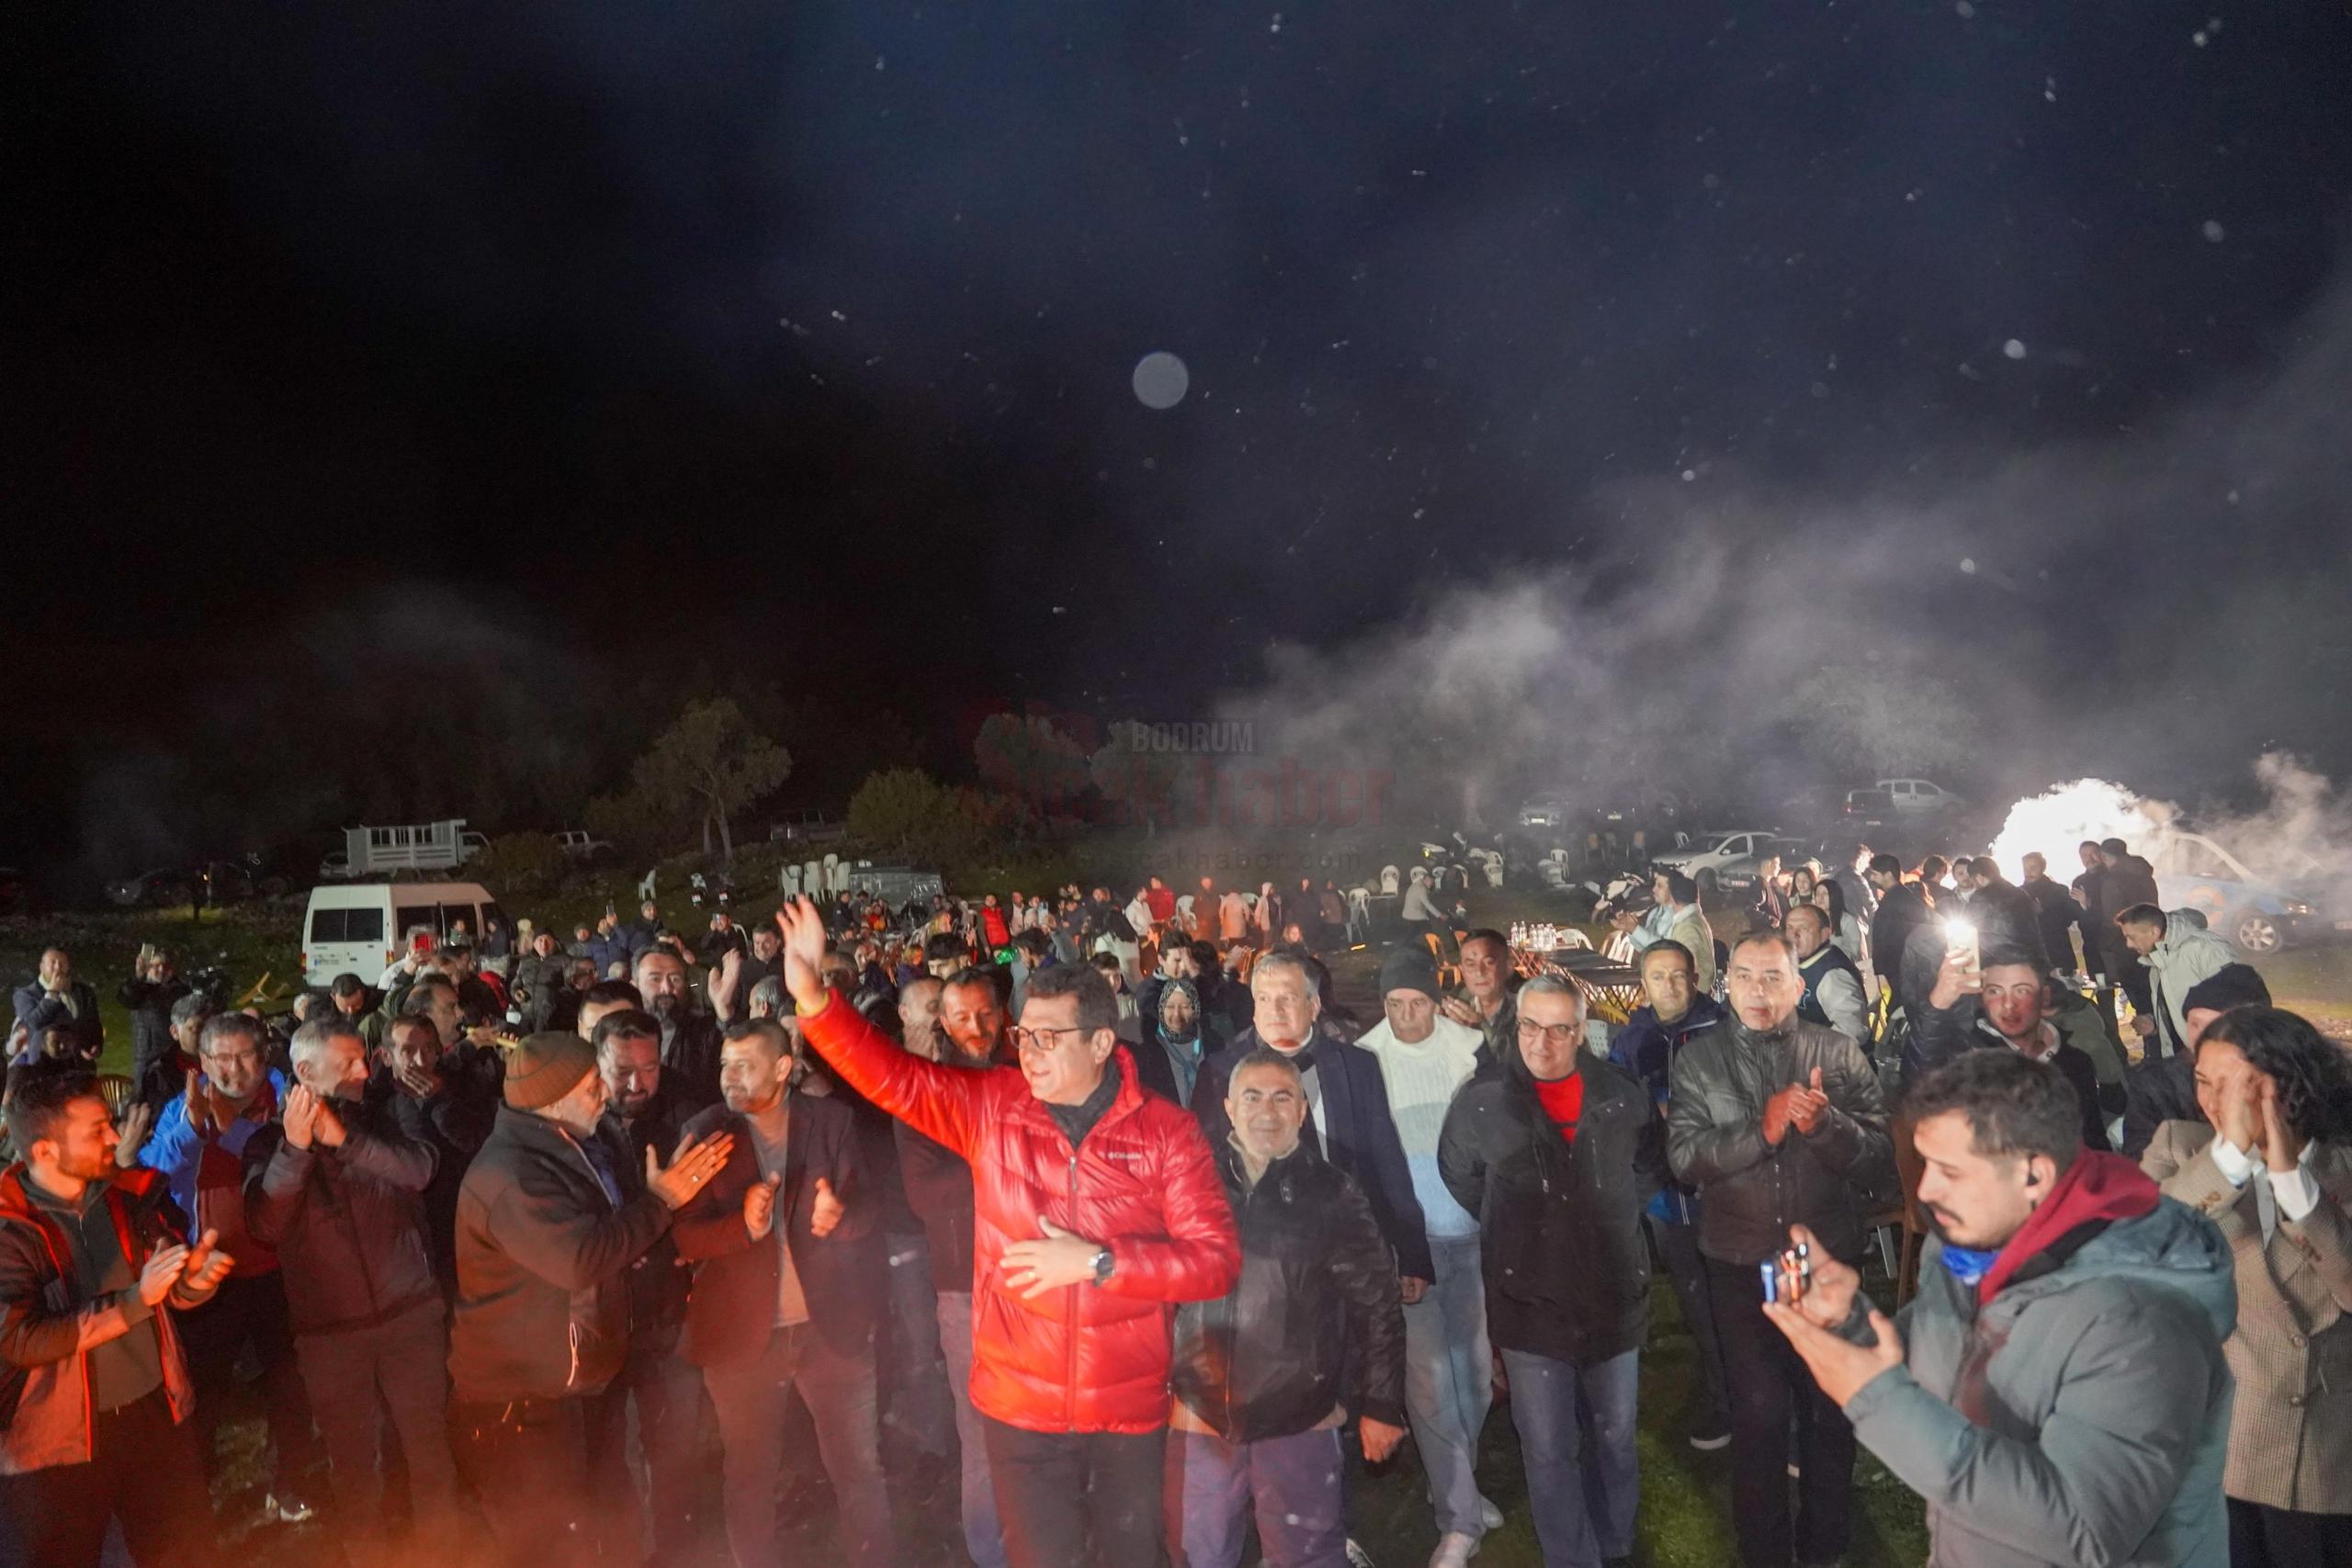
[
  {"left": 2149, "top": 831, "right": 2327, "bottom": 958},
  {"left": 555, "top": 829, "right": 616, "bottom": 863},
  {"left": 105, "top": 862, "right": 255, "bottom": 909},
  {"left": 301, "top": 880, "right": 503, "bottom": 987},
  {"left": 1873, "top": 778, "right": 1965, "bottom": 817},
  {"left": 1517, "top": 795, "right": 1573, "bottom": 830},
  {"left": 769, "top": 812, "right": 849, "bottom": 845},
  {"left": 1650, "top": 829, "right": 1808, "bottom": 896},
  {"left": 1839, "top": 788, "right": 1894, "bottom": 829}
]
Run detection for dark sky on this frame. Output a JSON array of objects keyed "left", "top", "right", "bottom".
[{"left": 10, "top": 2, "right": 2352, "bottom": 868}]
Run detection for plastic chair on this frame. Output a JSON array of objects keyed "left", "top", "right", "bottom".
[{"left": 1870, "top": 1111, "right": 1928, "bottom": 1305}]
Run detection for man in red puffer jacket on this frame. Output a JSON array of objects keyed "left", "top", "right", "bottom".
[{"left": 780, "top": 895, "right": 1238, "bottom": 1568}]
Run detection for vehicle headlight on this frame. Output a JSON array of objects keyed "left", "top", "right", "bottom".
[{"left": 2283, "top": 901, "right": 2315, "bottom": 916}]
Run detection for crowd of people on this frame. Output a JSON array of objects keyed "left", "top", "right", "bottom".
[{"left": 0, "top": 839, "right": 2346, "bottom": 1568}]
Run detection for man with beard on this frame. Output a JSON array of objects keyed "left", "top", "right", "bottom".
[
  {"left": 585, "top": 1010, "right": 708, "bottom": 1566},
  {"left": 377, "top": 1011, "right": 495, "bottom": 1294},
  {"left": 1766, "top": 1050, "right": 2233, "bottom": 1568},
  {"left": 675, "top": 1021, "right": 895, "bottom": 1566},
  {"left": 1668, "top": 932, "right": 1891, "bottom": 1568},
  {"left": 638, "top": 946, "right": 721, "bottom": 1104},
  {"left": 0, "top": 1071, "right": 235, "bottom": 1568},
  {"left": 446, "top": 1034, "right": 730, "bottom": 1565},
  {"left": 243, "top": 1018, "right": 457, "bottom": 1551},
  {"left": 898, "top": 969, "right": 1012, "bottom": 1568}
]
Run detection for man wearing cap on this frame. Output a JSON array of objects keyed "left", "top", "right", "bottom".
[
  {"left": 1356, "top": 946, "right": 1502, "bottom": 1562},
  {"left": 446, "top": 1031, "right": 734, "bottom": 1565}
]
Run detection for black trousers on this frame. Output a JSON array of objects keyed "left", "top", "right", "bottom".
[
  {"left": 180, "top": 1270, "right": 312, "bottom": 1490},
  {"left": 0, "top": 1388, "right": 213, "bottom": 1568},
  {"left": 583, "top": 1337, "right": 709, "bottom": 1566},
  {"left": 2230, "top": 1497, "right": 2352, "bottom": 1568},
  {"left": 982, "top": 1414, "right": 1168, "bottom": 1568},
  {"left": 450, "top": 1393, "right": 600, "bottom": 1567},
  {"left": 1706, "top": 1256, "right": 1856, "bottom": 1568}
]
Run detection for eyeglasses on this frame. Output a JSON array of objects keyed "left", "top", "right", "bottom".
[
  {"left": 1515, "top": 1020, "right": 1583, "bottom": 1049},
  {"left": 1011, "top": 1025, "right": 1092, "bottom": 1055}
]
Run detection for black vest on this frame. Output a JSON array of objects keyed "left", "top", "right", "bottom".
[{"left": 1796, "top": 943, "right": 1865, "bottom": 1029}]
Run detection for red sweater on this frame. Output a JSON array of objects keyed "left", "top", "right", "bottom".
[{"left": 1532, "top": 1073, "right": 1585, "bottom": 1143}]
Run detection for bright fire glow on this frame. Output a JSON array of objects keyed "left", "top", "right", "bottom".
[{"left": 1987, "top": 778, "right": 2177, "bottom": 882}]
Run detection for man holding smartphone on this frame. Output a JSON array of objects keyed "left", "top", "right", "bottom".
[
  {"left": 1762, "top": 1049, "right": 2233, "bottom": 1567},
  {"left": 1667, "top": 931, "right": 1891, "bottom": 1568}
]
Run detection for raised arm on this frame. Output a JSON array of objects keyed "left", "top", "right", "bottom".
[{"left": 779, "top": 897, "right": 991, "bottom": 1156}]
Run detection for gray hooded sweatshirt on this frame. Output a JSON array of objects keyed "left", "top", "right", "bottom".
[{"left": 1841, "top": 1164, "right": 2236, "bottom": 1568}]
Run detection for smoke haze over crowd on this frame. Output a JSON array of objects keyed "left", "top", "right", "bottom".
[{"left": 11, "top": 3, "right": 2352, "bottom": 874}]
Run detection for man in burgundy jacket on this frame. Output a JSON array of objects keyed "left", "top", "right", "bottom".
[
  {"left": 778, "top": 895, "right": 1239, "bottom": 1568},
  {"left": 671, "top": 1019, "right": 892, "bottom": 1567}
]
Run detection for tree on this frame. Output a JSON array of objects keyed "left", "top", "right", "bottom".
[
  {"left": 847, "top": 766, "right": 987, "bottom": 867},
  {"left": 1787, "top": 661, "right": 1979, "bottom": 780},
  {"left": 1088, "top": 721, "right": 1192, "bottom": 835},
  {"left": 972, "top": 711, "right": 1094, "bottom": 820},
  {"left": 628, "top": 698, "right": 792, "bottom": 863}
]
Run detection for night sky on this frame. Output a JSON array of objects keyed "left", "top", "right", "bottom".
[{"left": 11, "top": 3, "right": 2352, "bottom": 874}]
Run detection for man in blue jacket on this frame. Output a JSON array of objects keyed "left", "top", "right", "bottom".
[{"left": 1610, "top": 938, "right": 1732, "bottom": 1452}]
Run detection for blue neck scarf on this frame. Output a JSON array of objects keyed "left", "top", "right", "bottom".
[{"left": 1939, "top": 1243, "right": 2000, "bottom": 1288}]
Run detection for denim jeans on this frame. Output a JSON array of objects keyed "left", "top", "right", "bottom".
[
  {"left": 937, "top": 1292, "right": 1010, "bottom": 1568},
  {"left": 703, "top": 1325, "right": 897, "bottom": 1567},
  {"left": 1498, "top": 1348, "right": 1640, "bottom": 1568},
  {"left": 1166, "top": 1423, "right": 1350, "bottom": 1568},
  {"left": 883, "top": 1229, "right": 956, "bottom": 1460},
  {"left": 1403, "top": 1231, "right": 1494, "bottom": 1537}
]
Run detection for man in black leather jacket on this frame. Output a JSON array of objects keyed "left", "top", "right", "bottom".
[
  {"left": 1167, "top": 1047, "right": 1408, "bottom": 1568},
  {"left": 1441, "top": 976, "right": 1667, "bottom": 1568},
  {"left": 1667, "top": 932, "right": 1891, "bottom": 1568}
]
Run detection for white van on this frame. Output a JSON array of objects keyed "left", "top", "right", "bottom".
[{"left": 300, "top": 881, "right": 503, "bottom": 987}]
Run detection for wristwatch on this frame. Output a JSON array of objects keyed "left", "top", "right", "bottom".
[{"left": 1090, "top": 1246, "right": 1114, "bottom": 1286}]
